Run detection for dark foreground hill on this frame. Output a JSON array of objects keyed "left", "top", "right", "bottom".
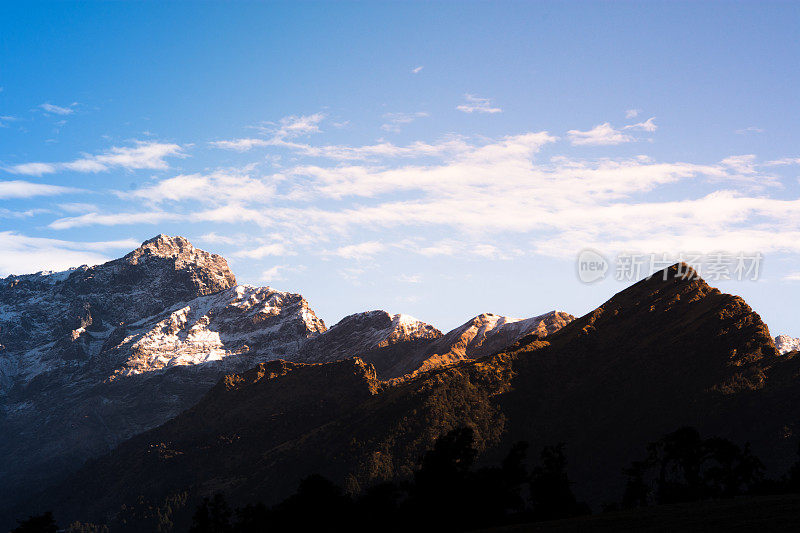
[
  {"left": 27, "top": 264, "right": 800, "bottom": 530},
  {"left": 485, "top": 493, "right": 800, "bottom": 532}
]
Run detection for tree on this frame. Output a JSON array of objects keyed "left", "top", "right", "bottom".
[
  {"left": 190, "top": 494, "right": 232, "bottom": 533},
  {"left": 11, "top": 511, "right": 59, "bottom": 533},
  {"left": 529, "top": 443, "right": 590, "bottom": 520},
  {"left": 623, "top": 426, "right": 764, "bottom": 506}
]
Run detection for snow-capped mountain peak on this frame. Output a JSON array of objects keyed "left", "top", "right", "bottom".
[{"left": 775, "top": 334, "right": 800, "bottom": 354}]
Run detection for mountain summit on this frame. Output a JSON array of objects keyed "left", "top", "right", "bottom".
[
  {"left": 0, "top": 236, "right": 325, "bottom": 510},
  {"left": 35, "top": 263, "right": 798, "bottom": 530},
  {"left": 0, "top": 235, "right": 568, "bottom": 517}
]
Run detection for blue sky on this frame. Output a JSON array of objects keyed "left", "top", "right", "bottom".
[{"left": 1, "top": 1, "right": 799, "bottom": 334}]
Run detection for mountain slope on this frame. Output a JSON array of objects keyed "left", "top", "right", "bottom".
[
  {"left": 0, "top": 235, "right": 326, "bottom": 513},
  {"left": 294, "top": 310, "right": 573, "bottom": 379},
  {"left": 293, "top": 310, "right": 442, "bottom": 376},
  {"left": 392, "top": 310, "right": 573, "bottom": 377},
  {"left": 35, "top": 264, "right": 799, "bottom": 530}
]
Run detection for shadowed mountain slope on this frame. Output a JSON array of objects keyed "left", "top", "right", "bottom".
[{"left": 32, "top": 264, "right": 800, "bottom": 530}]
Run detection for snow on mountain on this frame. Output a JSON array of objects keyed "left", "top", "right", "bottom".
[
  {"left": 0, "top": 235, "right": 326, "bottom": 506},
  {"left": 389, "top": 311, "right": 575, "bottom": 377},
  {"left": 109, "top": 285, "right": 325, "bottom": 378},
  {"left": 293, "top": 310, "right": 442, "bottom": 375},
  {"left": 0, "top": 233, "right": 575, "bottom": 510},
  {"left": 294, "top": 309, "right": 574, "bottom": 379},
  {"left": 775, "top": 334, "right": 800, "bottom": 354}
]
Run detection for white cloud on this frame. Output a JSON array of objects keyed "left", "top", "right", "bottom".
[
  {"left": 125, "top": 168, "right": 275, "bottom": 204},
  {"left": 735, "top": 126, "right": 764, "bottom": 135},
  {"left": 0, "top": 115, "right": 17, "bottom": 127},
  {"left": 48, "top": 210, "right": 183, "bottom": 230},
  {"left": 333, "top": 241, "right": 386, "bottom": 260},
  {"left": 260, "top": 265, "right": 286, "bottom": 282},
  {"left": 7, "top": 141, "right": 185, "bottom": 176},
  {"left": 569, "top": 118, "right": 656, "bottom": 146},
  {"left": 234, "top": 243, "right": 294, "bottom": 259},
  {"left": 567, "top": 123, "right": 634, "bottom": 146},
  {"left": 456, "top": 94, "right": 502, "bottom": 114},
  {"left": 0, "top": 232, "right": 138, "bottom": 276},
  {"left": 40, "top": 102, "right": 75, "bottom": 115},
  {"left": 397, "top": 273, "right": 422, "bottom": 283},
  {"left": 625, "top": 109, "right": 641, "bottom": 119},
  {"left": 381, "top": 112, "right": 429, "bottom": 132},
  {"left": 58, "top": 202, "right": 99, "bottom": 213},
  {"left": 198, "top": 232, "right": 241, "bottom": 245},
  {"left": 0, "top": 180, "right": 78, "bottom": 199},
  {"left": 784, "top": 272, "right": 800, "bottom": 281},
  {"left": 40, "top": 125, "right": 800, "bottom": 268},
  {"left": 209, "top": 113, "right": 325, "bottom": 152},
  {"left": 624, "top": 117, "right": 657, "bottom": 132},
  {"left": 412, "top": 66, "right": 423, "bottom": 74},
  {"left": 0, "top": 208, "right": 49, "bottom": 219}
]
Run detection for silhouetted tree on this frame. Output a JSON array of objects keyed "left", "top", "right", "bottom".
[
  {"left": 529, "top": 443, "right": 590, "bottom": 520},
  {"left": 623, "top": 426, "right": 764, "bottom": 506},
  {"left": 11, "top": 511, "right": 58, "bottom": 533},
  {"left": 269, "top": 474, "right": 354, "bottom": 531},
  {"left": 185, "top": 426, "right": 578, "bottom": 532},
  {"left": 190, "top": 494, "right": 233, "bottom": 533}
]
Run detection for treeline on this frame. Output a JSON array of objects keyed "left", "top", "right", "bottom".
[
  {"left": 14, "top": 425, "right": 800, "bottom": 532},
  {"left": 189, "top": 426, "right": 588, "bottom": 532}
]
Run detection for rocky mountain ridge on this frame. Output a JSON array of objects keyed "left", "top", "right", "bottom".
[
  {"left": 0, "top": 235, "right": 570, "bottom": 518},
  {"left": 34, "top": 263, "right": 798, "bottom": 531}
]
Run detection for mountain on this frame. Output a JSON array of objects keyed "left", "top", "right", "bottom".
[
  {"left": 35, "top": 264, "right": 799, "bottom": 530},
  {"left": 392, "top": 311, "right": 574, "bottom": 377},
  {"left": 293, "top": 310, "right": 442, "bottom": 376},
  {"left": 0, "top": 235, "right": 568, "bottom": 520},
  {"left": 775, "top": 334, "right": 800, "bottom": 354},
  {"left": 294, "top": 310, "right": 572, "bottom": 379},
  {"left": 0, "top": 235, "right": 326, "bottom": 512}
]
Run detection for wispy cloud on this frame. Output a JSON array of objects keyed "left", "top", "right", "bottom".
[
  {"left": 0, "top": 231, "right": 138, "bottom": 276},
  {"left": 397, "top": 273, "right": 422, "bottom": 283},
  {"left": 0, "top": 115, "right": 17, "bottom": 127},
  {"left": 124, "top": 168, "right": 274, "bottom": 204},
  {"left": 261, "top": 265, "right": 286, "bottom": 282},
  {"left": 412, "top": 66, "right": 424, "bottom": 74},
  {"left": 40, "top": 102, "right": 76, "bottom": 115},
  {"left": 624, "top": 117, "right": 657, "bottom": 132},
  {"left": 234, "top": 242, "right": 294, "bottom": 259},
  {"left": 210, "top": 113, "right": 325, "bottom": 152},
  {"left": 456, "top": 94, "right": 502, "bottom": 114},
  {"left": 625, "top": 109, "right": 641, "bottom": 119},
  {"left": 0, "top": 180, "right": 78, "bottom": 199},
  {"left": 381, "top": 111, "right": 429, "bottom": 132},
  {"left": 735, "top": 126, "right": 764, "bottom": 135},
  {"left": 6, "top": 141, "right": 185, "bottom": 176},
  {"left": 39, "top": 122, "right": 800, "bottom": 269},
  {"left": 567, "top": 123, "right": 633, "bottom": 145},
  {"left": 569, "top": 118, "right": 656, "bottom": 145},
  {"left": 333, "top": 241, "right": 386, "bottom": 260}
]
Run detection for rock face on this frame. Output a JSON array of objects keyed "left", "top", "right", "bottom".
[
  {"left": 775, "top": 334, "right": 800, "bottom": 354},
  {"left": 295, "top": 310, "right": 573, "bottom": 379},
  {"left": 394, "top": 311, "right": 574, "bottom": 377},
  {"left": 0, "top": 235, "right": 326, "bottom": 511},
  {"left": 294, "top": 311, "right": 443, "bottom": 376},
  {"left": 36, "top": 263, "right": 799, "bottom": 531}
]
